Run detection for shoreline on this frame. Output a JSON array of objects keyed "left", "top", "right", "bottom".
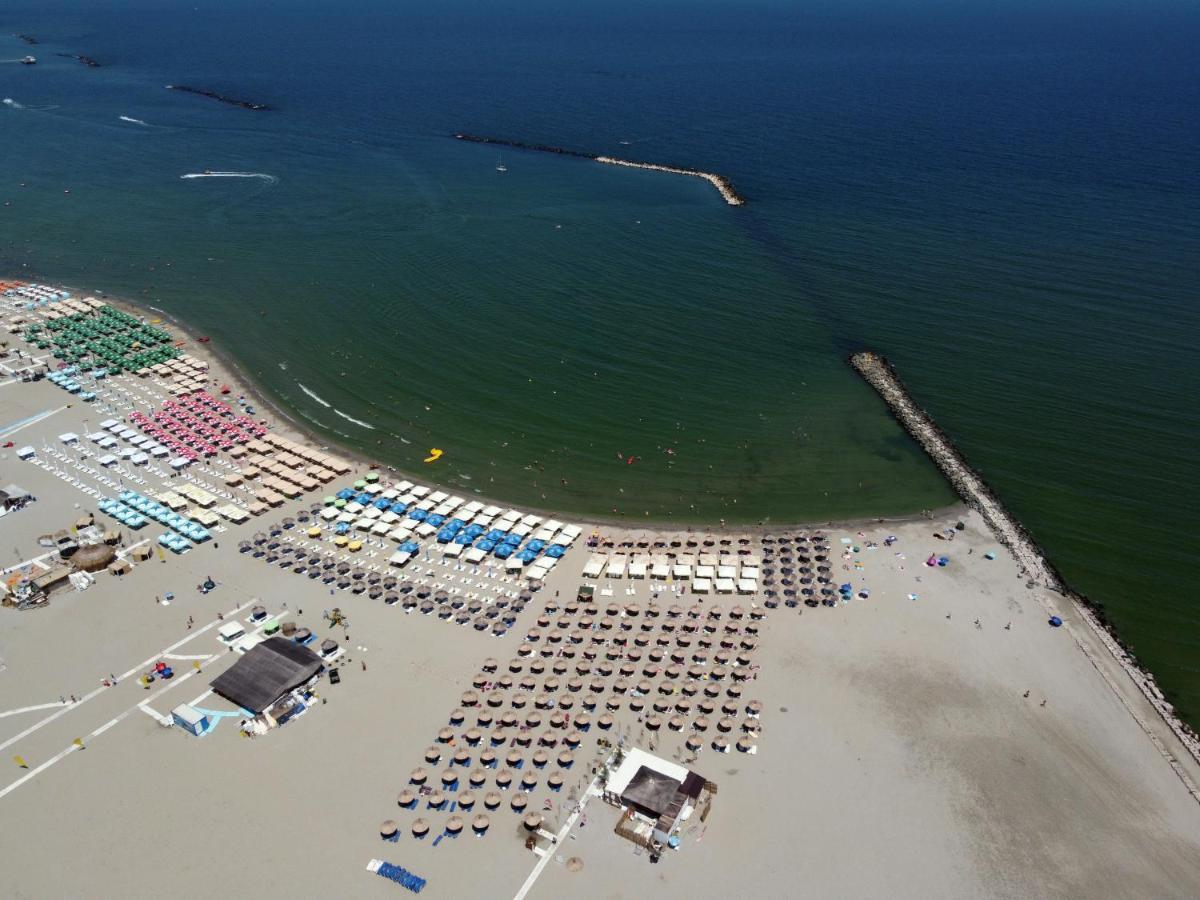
[
  {"left": 37, "top": 278, "right": 955, "bottom": 533},
  {"left": 852, "top": 350, "right": 1200, "bottom": 783}
]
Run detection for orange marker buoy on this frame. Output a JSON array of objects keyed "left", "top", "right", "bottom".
[{"left": 423, "top": 448, "right": 443, "bottom": 463}]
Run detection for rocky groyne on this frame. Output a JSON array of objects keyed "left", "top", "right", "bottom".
[
  {"left": 452, "top": 133, "right": 744, "bottom": 206},
  {"left": 851, "top": 350, "right": 1200, "bottom": 787},
  {"left": 56, "top": 52, "right": 101, "bottom": 67},
  {"left": 166, "top": 84, "right": 270, "bottom": 111}
]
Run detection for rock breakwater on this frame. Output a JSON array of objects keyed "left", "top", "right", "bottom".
[
  {"left": 851, "top": 350, "right": 1200, "bottom": 786},
  {"left": 452, "top": 133, "right": 744, "bottom": 206}
]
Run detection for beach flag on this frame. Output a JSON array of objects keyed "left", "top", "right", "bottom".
[
  {"left": 12, "top": 755, "right": 28, "bottom": 769},
  {"left": 73, "top": 738, "right": 85, "bottom": 750}
]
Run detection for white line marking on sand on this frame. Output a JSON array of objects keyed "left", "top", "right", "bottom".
[
  {"left": 512, "top": 773, "right": 603, "bottom": 900},
  {"left": 0, "top": 702, "right": 67, "bottom": 720},
  {"left": 0, "top": 666, "right": 205, "bottom": 802},
  {"left": 1, "top": 600, "right": 255, "bottom": 755}
]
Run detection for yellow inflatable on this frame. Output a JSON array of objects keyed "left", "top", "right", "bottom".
[{"left": 424, "top": 448, "right": 443, "bottom": 463}]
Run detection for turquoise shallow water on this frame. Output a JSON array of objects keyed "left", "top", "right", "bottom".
[{"left": 1, "top": 2, "right": 1198, "bottom": 725}]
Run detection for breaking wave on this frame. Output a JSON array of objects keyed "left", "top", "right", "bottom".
[{"left": 297, "top": 382, "right": 332, "bottom": 408}]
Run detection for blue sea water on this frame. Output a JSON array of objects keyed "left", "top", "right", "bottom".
[{"left": 1, "top": 1, "right": 1198, "bottom": 723}]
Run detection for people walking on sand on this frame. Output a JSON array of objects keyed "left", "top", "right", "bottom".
[
  {"left": 1023, "top": 690, "right": 1030, "bottom": 698},
  {"left": 1040, "top": 699, "right": 1047, "bottom": 707},
  {"left": 974, "top": 619, "right": 981, "bottom": 629},
  {"left": 361, "top": 661, "right": 366, "bottom": 672},
  {"left": 1004, "top": 622, "right": 1011, "bottom": 631}
]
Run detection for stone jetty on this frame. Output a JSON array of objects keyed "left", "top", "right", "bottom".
[
  {"left": 851, "top": 350, "right": 1200, "bottom": 782},
  {"left": 166, "top": 85, "right": 270, "bottom": 111},
  {"left": 453, "top": 133, "right": 745, "bottom": 206}
]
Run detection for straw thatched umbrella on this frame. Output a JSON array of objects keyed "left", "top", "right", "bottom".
[
  {"left": 694, "top": 715, "right": 710, "bottom": 732},
  {"left": 480, "top": 749, "right": 498, "bottom": 768},
  {"left": 473, "top": 814, "right": 491, "bottom": 834},
  {"left": 411, "top": 819, "right": 430, "bottom": 838},
  {"left": 597, "top": 713, "right": 614, "bottom": 730},
  {"left": 397, "top": 789, "right": 417, "bottom": 808},
  {"left": 453, "top": 748, "right": 470, "bottom": 767},
  {"left": 484, "top": 792, "right": 502, "bottom": 810},
  {"left": 522, "top": 810, "right": 542, "bottom": 830},
  {"left": 645, "top": 716, "right": 662, "bottom": 732},
  {"left": 505, "top": 749, "right": 524, "bottom": 770},
  {"left": 564, "top": 731, "right": 581, "bottom": 748},
  {"left": 461, "top": 690, "right": 480, "bottom": 707},
  {"left": 712, "top": 736, "right": 730, "bottom": 753},
  {"left": 495, "top": 769, "right": 513, "bottom": 790},
  {"left": 437, "top": 727, "right": 454, "bottom": 744},
  {"left": 410, "top": 767, "right": 428, "bottom": 785},
  {"left": 469, "top": 768, "right": 488, "bottom": 787},
  {"left": 428, "top": 789, "right": 446, "bottom": 808},
  {"left": 457, "top": 791, "right": 476, "bottom": 810},
  {"left": 424, "top": 747, "right": 442, "bottom": 764},
  {"left": 572, "top": 714, "right": 591, "bottom": 732},
  {"left": 520, "top": 772, "right": 537, "bottom": 792},
  {"left": 490, "top": 730, "right": 509, "bottom": 747},
  {"left": 736, "top": 736, "right": 755, "bottom": 753},
  {"left": 685, "top": 735, "right": 702, "bottom": 753},
  {"left": 446, "top": 815, "right": 464, "bottom": 835}
]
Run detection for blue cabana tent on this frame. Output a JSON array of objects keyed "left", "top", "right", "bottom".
[
  {"left": 546, "top": 545, "right": 566, "bottom": 558},
  {"left": 476, "top": 539, "right": 496, "bottom": 553},
  {"left": 494, "top": 545, "right": 514, "bottom": 559},
  {"left": 454, "top": 533, "right": 474, "bottom": 545},
  {"left": 399, "top": 541, "right": 419, "bottom": 554}
]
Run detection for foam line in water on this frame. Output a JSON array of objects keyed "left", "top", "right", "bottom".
[
  {"left": 119, "top": 115, "right": 149, "bottom": 126},
  {"left": 3, "top": 98, "right": 24, "bottom": 109},
  {"left": 297, "top": 382, "right": 332, "bottom": 407},
  {"left": 180, "top": 172, "right": 278, "bottom": 184},
  {"left": 334, "top": 408, "right": 375, "bottom": 430}
]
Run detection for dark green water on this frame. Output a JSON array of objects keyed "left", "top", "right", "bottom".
[{"left": 2, "top": 2, "right": 1198, "bottom": 725}]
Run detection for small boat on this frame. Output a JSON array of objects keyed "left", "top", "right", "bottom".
[
  {"left": 198, "top": 336, "right": 211, "bottom": 343},
  {"left": 20, "top": 56, "right": 37, "bottom": 65},
  {"left": 496, "top": 155, "right": 507, "bottom": 173}
]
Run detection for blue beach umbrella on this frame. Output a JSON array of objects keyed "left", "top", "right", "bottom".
[
  {"left": 494, "top": 545, "right": 513, "bottom": 559},
  {"left": 518, "top": 549, "right": 537, "bottom": 564},
  {"left": 399, "top": 541, "right": 419, "bottom": 554},
  {"left": 374, "top": 498, "right": 391, "bottom": 510},
  {"left": 476, "top": 539, "right": 496, "bottom": 552},
  {"left": 466, "top": 524, "right": 485, "bottom": 538},
  {"left": 546, "top": 546, "right": 565, "bottom": 559},
  {"left": 455, "top": 533, "right": 473, "bottom": 545},
  {"left": 427, "top": 514, "right": 445, "bottom": 527}
]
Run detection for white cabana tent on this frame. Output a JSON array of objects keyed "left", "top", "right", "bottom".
[{"left": 582, "top": 557, "right": 606, "bottom": 579}]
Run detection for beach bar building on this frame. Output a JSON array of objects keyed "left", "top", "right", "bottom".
[
  {"left": 209, "top": 636, "right": 323, "bottom": 715},
  {"left": 601, "top": 748, "right": 714, "bottom": 855}
]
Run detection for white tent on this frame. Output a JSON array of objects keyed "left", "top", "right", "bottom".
[
  {"left": 463, "top": 547, "right": 487, "bottom": 564},
  {"left": 606, "top": 558, "right": 627, "bottom": 578},
  {"left": 672, "top": 563, "right": 692, "bottom": 578},
  {"left": 651, "top": 563, "right": 671, "bottom": 579},
  {"left": 582, "top": 557, "right": 605, "bottom": 579},
  {"left": 736, "top": 579, "right": 757, "bottom": 594},
  {"left": 715, "top": 578, "right": 736, "bottom": 594},
  {"left": 443, "top": 543, "right": 464, "bottom": 558},
  {"left": 58, "top": 432, "right": 79, "bottom": 444},
  {"left": 627, "top": 560, "right": 647, "bottom": 579},
  {"left": 389, "top": 551, "right": 413, "bottom": 568},
  {"left": 692, "top": 578, "right": 712, "bottom": 593}
]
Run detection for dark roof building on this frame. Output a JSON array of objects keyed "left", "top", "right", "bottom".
[{"left": 210, "top": 636, "right": 323, "bottom": 713}]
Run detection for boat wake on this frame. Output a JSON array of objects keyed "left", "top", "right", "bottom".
[
  {"left": 334, "top": 408, "right": 375, "bottom": 430},
  {"left": 2, "top": 98, "right": 59, "bottom": 111},
  {"left": 180, "top": 172, "right": 278, "bottom": 184},
  {"left": 297, "top": 382, "right": 332, "bottom": 407},
  {"left": 119, "top": 115, "right": 150, "bottom": 126}
]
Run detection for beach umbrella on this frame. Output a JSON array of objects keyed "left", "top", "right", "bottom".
[
  {"left": 473, "top": 814, "right": 491, "bottom": 834},
  {"left": 411, "top": 819, "right": 430, "bottom": 838},
  {"left": 397, "top": 789, "right": 417, "bottom": 809}
]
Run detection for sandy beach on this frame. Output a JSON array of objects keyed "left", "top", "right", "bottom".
[{"left": 2, "top": 285, "right": 1199, "bottom": 899}]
